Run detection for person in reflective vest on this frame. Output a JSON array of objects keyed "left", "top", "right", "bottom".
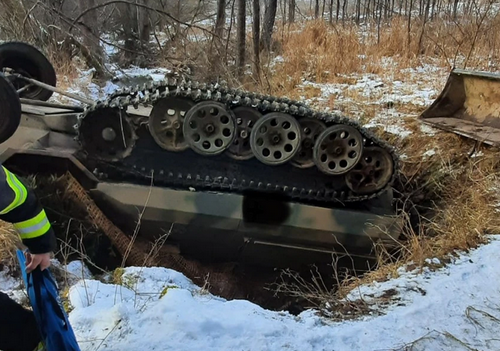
[{"left": 0, "top": 165, "right": 57, "bottom": 351}]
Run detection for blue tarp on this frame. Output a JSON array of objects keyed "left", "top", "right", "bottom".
[{"left": 16, "top": 250, "right": 81, "bottom": 351}]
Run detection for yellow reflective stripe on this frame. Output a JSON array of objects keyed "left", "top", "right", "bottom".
[
  {"left": 13, "top": 209, "right": 51, "bottom": 239},
  {"left": 0, "top": 166, "right": 27, "bottom": 215}
]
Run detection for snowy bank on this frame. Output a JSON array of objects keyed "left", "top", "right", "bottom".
[{"left": 52, "top": 236, "right": 500, "bottom": 351}]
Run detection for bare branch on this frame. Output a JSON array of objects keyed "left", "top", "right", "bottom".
[{"left": 69, "top": 0, "right": 216, "bottom": 37}]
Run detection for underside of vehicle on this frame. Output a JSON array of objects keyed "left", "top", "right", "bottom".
[{"left": 0, "top": 41, "right": 409, "bottom": 308}]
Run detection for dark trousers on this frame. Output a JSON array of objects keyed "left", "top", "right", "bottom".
[{"left": 0, "top": 291, "right": 41, "bottom": 351}]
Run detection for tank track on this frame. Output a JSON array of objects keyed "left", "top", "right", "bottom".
[
  {"left": 106, "top": 80, "right": 312, "bottom": 110},
  {"left": 75, "top": 78, "right": 400, "bottom": 204}
]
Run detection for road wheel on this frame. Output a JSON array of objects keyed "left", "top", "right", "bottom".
[
  {"left": 0, "top": 41, "right": 57, "bottom": 101},
  {"left": 0, "top": 73, "right": 21, "bottom": 143}
]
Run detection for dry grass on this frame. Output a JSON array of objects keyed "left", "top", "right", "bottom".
[
  {"left": 0, "top": 221, "right": 22, "bottom": 268},
  {"left": 337, "top": 135, "right": 500, "bottom": 295},
  {"left": 251, "top": 13, "right": 500, "bottom": 96}
]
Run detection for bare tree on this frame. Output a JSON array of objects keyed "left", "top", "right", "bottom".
[
  {"left": 261, "top": 0, "right": 278, "bottom": 52},
  {"left": 236, "top": 0, "right": 246, "bottom": 78},
  {"left": 253, "top": 0, "right": 261, "bottom": 80},
  {"left": 289, "top": 0, "right": 296, "bottom": 23},
  {"left": 214, "top": 0, "right": 227, "bottom": 38}
]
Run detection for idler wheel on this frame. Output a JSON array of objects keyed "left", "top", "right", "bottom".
[
  {"left": 250, "top": 112, "right": 302, "bottom": 165},
  {"left": 183, "top": 101, "right": 236, "bottom": 155},
  {"left": 291, "top": 118, "right": 327, "bottom": 169},
  {"left": 78, "top": 107, "right": 136, "bottom": 161},
  {"left": 313, "top": 124, "right": 363, "bottom": 175},
  {"left": 149, "top": 97, "right": 194, "bottom": 151},
  {"left": 227, "top": 106, "right": 261, "bottom": 160},
  {"left": 345, "top": 146, "right": 393, "bottom": 194}
]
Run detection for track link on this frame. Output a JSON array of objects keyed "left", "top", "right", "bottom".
[{"left": 75, "top": 78, "right": 400, "bottom": 204}]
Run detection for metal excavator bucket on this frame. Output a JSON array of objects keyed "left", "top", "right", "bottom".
[{"left": 419, "top": 68, "right": 500, "bottom": 146}]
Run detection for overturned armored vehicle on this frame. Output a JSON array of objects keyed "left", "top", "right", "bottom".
[{"left": 0, "top": 42, "right": 403, "bottom": 303}]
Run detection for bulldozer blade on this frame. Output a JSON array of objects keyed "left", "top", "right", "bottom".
[{"left": 418, "top": 68, "right": 500, "bottom": 146}]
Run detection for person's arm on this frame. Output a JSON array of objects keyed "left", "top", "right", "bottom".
[{"left": 0, "top": 165, "right": 56, "bottom": 271}]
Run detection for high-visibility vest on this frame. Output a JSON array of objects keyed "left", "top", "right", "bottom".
[{"left": 0, "top": 166, "right": 56, "bottom": 254}]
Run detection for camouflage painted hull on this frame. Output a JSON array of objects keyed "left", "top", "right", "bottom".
[
  {"left": 0, "top": 106, "right": 402, "bottom": 271},
  {"left": 0, "top": 40, "right": 403, "bottom": 276}
]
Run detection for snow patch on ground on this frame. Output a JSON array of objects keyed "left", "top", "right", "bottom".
[
  {"left": 50, "top": 64, "right": 174, "bottom": 105},
  {"left": 291, "top": 58, "right": 449, "bottom": 138},
  {"left": 12, "top": 235, "right": 486, "bottom": 351},
  {"left": 363, "top": 109, "right": 413, "bottom": 138},
  {"left": 423, "top": 149, "right": 436, "bottom": 157},
  {"left": 0, "top": 266, "right": 26, "bottom": 305},
  {"left": 2, "top": 237, "right": 500, "bottom": 350}
]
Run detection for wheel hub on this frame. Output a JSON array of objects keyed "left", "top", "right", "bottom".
[
  {"left": 227, "top": 106, "right": 262, "bottom": 161},
  {"left": 313, "top": 124, "right": 363, "bottom": 175},
  {"left": 345, "top": 146, "right": 394, "bottom": 194},
  {"left": 148, "top": 97, "right": 194, "bottom": 152},
  {"left": 205, "top": 124, "right": 216, "bottom": 133},
  {"left": 272, "top": 134, "right": 281, "bottom": 144},
  {"left": 183, "top": 101, "right": 236, "bottom": 155},
  {"left": 102, "top": 127, "right": 116, "bottom": 141},
  {"left": 250, "top": 112, "right": 302, "bottom": 165}
]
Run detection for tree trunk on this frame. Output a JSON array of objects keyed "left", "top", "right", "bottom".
[
  {"left": 315, "top": 0, "right": 320, "bottom": 18},
  {"left": 138, "top": 0, "right": 151, "bottom": 46},
  {"left": 289, "top": 0, "right": 296, "bottom": 22},
  {"left": 342, "top": 0, "right": 347, "bottom": 22},
  {"left": 417, "top": 0, "right": 431, "bottom": 54},
  {"left": 356, "top": 0, "right": 361, "bottom": 23},
  {"left": 79, "top": 0, "right": 102, "bottom": 59},
  {"left": 329, "top": 0, "right": 334, "bottom": 23},
  {"left": 253, "top": 0, "right": 261, "bottom": 80},
  {"left": 214, "top": 0, "right": 227, "bottom": 39},
  {"left": 261, "top": 0, "right": 278, "bottom": 52},
  {"left": 78, "top": 0, "right": 105, "bottom": 76},
  {"left": 407, "top": 0, "right": 413, "bottom": 53},
  {"left": 236, "top": 0, "right": 246, "bottom": 78}
]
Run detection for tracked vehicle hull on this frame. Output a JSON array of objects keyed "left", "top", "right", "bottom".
[
  {"left": 0, "top": 108, "right": 402, "bottom": 271},
  {"left": 0, "top": 41, "right": 404, "bottom": 282}
]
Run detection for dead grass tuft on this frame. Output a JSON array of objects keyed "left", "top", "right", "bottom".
[
  {"left": 338, "top": 134, "right": 500, "bottom": 297},
  {"left": 0, "top": 221, "right": 21, "bottom": 268}
]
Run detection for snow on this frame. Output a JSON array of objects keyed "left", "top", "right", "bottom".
[
  {"left": 1, "top": 236, "right": 499, "bottom": 350},
  {"left": 423, "top": 149, "right": 436, "bottom": 157}
]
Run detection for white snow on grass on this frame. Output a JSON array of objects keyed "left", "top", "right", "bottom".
[
  {"left": 4, "top": 235, "right": 483, "bottom": 351},
  {"left": 290, "top": 58, "right": 450, "bottom": 139},
  {"left": 2, "top": 237, "right": 500, "bottom": 350}
]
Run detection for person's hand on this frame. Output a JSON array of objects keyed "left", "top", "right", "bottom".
[{"left": 25, "top": 252, "right": 52, "bottom": 273}]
